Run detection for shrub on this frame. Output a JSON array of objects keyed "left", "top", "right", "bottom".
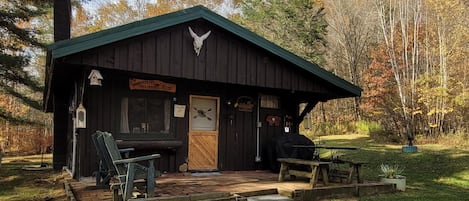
[{"left": 355, "top": 120, "right": 385, "bottom": 135}]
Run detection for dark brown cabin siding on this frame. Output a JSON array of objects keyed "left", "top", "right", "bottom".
[
  {"left": 71, "top": 69, "right": 286, "bottom": 177},
  {"left": 55, "top": 19, "right": 340, "bottom": 177},
  {"left": 63, "top": 20, "right": 331, "bottom": 95}
]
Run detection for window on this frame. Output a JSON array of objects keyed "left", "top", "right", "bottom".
[
  {"left": 260, "top": 95, "right": 280, "bottom": 109},
  {"left": 120, "top": 95, "right": 171, "bottom": 134}
]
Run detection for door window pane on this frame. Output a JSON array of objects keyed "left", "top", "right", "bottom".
[{"left": 191, "top": 97, "right": 217, "bottom": 131}]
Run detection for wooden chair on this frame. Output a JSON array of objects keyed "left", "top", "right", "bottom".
[
  {"left": 92, "top": 132, "right": 134, "bottom": 187},
  {"left": 97, "top": 131, "right": 161, "bottom": 201}
]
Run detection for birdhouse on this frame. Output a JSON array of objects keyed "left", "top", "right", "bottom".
[
  {"left": 76, "top": 103, "right": 86, "bottom": 128},
  {"left": 88, "top": 69, "right": 103, "bottom": 86}
]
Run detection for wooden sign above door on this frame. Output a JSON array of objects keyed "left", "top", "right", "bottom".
[{"left": 129, "top": 78, "right": 176, "bottom": 93}]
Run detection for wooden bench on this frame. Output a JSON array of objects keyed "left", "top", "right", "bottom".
[
  {"left": 277, "top": 158, "right": 331, "bottom": 187},
  {"left": 327, "top": 159, "right": 365, "bottom": 184}
]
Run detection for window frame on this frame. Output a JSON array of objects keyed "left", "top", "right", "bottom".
[
  {"left": 115, "top": 90, "right": 176, "bottom": 140},
  {"left": 260, "top": 94, "right": 280, "bottom": 109}
]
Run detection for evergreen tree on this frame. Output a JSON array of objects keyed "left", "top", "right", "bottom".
[
  {"left": 0, "top": 0, "right": 51, "bottom": 124},
  {"left": 237, "top": 0, "right": 327, "bottom": 64}
]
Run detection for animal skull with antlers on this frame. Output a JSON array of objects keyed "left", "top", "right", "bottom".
[{"left": 188, "top": 26, "right": 211, "bottom": 56}]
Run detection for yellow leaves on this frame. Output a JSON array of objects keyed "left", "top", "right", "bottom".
[
  {"left": 453, "top": 90, "right": 469, "bottom": 107},
  {"left": 428, "top": 122, "right": 438, "bottom": 128},
  {"left": 413, "top": 110, "right": 423, "bottom": 115},
  {"left": 427, "top": 108, "right": 454, "bottom": 116}
]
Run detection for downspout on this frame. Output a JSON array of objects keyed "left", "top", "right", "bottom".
[
  {"left": 70, "top": 81, "right": 79, "bottom": 178},
  {"left": 71, "top": 116, "right": 77, "bottom": 177},
  {"left": 70, "top": 78, "right": 84, "bottom": 178},
  {"left": 255, "top": 95, "right": 261, "bottom": 162}
]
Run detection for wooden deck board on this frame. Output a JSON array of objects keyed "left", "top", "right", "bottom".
[{"left": 67, "top": 171, "right": 392, "bottom": 201}]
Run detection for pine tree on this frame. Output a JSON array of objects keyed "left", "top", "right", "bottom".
[
  {"left": 0, "top": 0, "right": 51, "bottom": 124},
  {"left": 237, "top": 0, "right": 328, "bottom": 64}
]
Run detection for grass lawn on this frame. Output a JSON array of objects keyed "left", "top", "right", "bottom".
[
  {"left": 0, "top": 154, "right": 67, "bottom": 201},
  {"left": 0, "top": 135, "right": 467, "bottom": 201},
  {"left": 315, "top": 134, "right": 469, "bottom": 201}
]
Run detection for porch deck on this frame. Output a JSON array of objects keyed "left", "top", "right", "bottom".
[{"left": 67, "top": 171, "right": 395, "bottom": 201}]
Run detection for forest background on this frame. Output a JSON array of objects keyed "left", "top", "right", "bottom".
[{"left": 0, "top": 0, "right": 467, "bottom": 155}]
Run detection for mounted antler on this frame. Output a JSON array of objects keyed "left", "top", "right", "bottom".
[{"left": 188, "top": 26, "right": 211, "bottom": 56}]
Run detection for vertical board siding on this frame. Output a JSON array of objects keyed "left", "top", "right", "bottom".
[
  {"left": 274, "top": 62, "right": 282, "bottom": 89},
  {"left": 142, "top": 34, "right": 156, "bottom": 74},
  {"left": 265, "top": 57, "right": 275, "bottom": 87},
  {"left": 114, "top": 42, "right": 128, "bottom": 71},
  {"left": 98, "top": 46, "right": 115, "bottom": 68},
  {"left": 156, "top": 30, "right": 171, "bottom": 76},
  {"left": 172, "top": 28, "right": 184, "bottom": 77},
  {"left": 55, "top": 19, "right": 352, "bottom": 177},
  {"left": 129, "top": 40, "right": 142, "bottom": 73},
  {"left": 72, "top": 70, "right": 296, "bottom": 176},
  {"left": 215, "top": 34, "right": 229, "bottom": 83},
  {"left": 241, "top": 111, "right": 255, "bottom": 170},
  {"left": 182, "top": 29, "right": 195, "bottom": 79},
  {"left": 63, "top": 22, "right": 332, "bottom": 94},
  {"left": 227, "top": 40, "right": 238, "bottom": 84},
  {"left": 256, "top": 55, "right": 266, "bottom": 87},
  {"left": 82, "top": 50, "right": 98, "bottom": 67},
  {"left": 246, "top": 48, "right": 257, "bottom": 86},
  {"left": 206, "top": 29, "right": 217, "bottom": 81},
  {"left": 236, "top": 46, "right": 247, "bottom": 85}
]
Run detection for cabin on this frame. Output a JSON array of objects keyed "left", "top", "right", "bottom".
[{"left": 44, "top": 5, "right": 361, "bottom": 179}]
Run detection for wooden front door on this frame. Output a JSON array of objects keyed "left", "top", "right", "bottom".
[{"left": 188, "top": 95, "right": 219, "bottom": 171}]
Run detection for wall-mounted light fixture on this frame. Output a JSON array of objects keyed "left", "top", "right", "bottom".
[
  {"left": 76, "top": 103, "right": 86, "bottom": 128},
  {"left": 88, "top": 69, "right": 103, "bottom": 86}
]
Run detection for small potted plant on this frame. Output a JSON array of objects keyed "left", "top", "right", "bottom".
[{"left": 379, "top": 163, "right": 406, "bottom": 191}]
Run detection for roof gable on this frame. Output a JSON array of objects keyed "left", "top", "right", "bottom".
[{"left": 48, "top": 5, "right": 361, "bottom": 96}]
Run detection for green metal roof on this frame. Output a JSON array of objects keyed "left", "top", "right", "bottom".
[{"left": 48, "top": 5, "right": 361, "bottom": 96}]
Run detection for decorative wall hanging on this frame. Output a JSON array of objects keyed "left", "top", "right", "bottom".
[
  {"left": 88, "top": 69, "right": 103, "bottom": 86},
  {"left": 129, "top": 78, "right": 176, "bottom": 93},
  {"left": 266, "top": 115, "right": 281, "bottom": 127},
  {"left": 234, "top": 96, "right": 255, "bottom": 112},
  {"left": 188, "top": 26, "right": 211, "bottom": 56}
]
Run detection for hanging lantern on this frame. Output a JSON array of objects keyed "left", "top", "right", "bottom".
[
  {"left": 76, "top": 103, "right": 86, "bottom": 128},
  {"left": 88, "top": 69, "right": 103, "bottom": 86}
]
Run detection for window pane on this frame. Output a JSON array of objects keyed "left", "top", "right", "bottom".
[
  {"left": 191, "top": 97, "right": 217, "bottom": 131},
  {"left": 260, "top": 95, "right": 279, "bottom": 109},
  {"left": 128, "top": 98, "right": 146, "bottom": 133},
  {"left": 147, "top": 98, "right": 165, "bottom": 133},
  {"left": 120, "top": 98, "right": 129, "bottom": 133}
]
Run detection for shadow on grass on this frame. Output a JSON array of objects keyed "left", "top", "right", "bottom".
[
  {"left": 316, "top": 135, "right": 469, "bottom": 201},
  {"left": 0, "top": 161, "right": 65, "bottom": 200}
]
